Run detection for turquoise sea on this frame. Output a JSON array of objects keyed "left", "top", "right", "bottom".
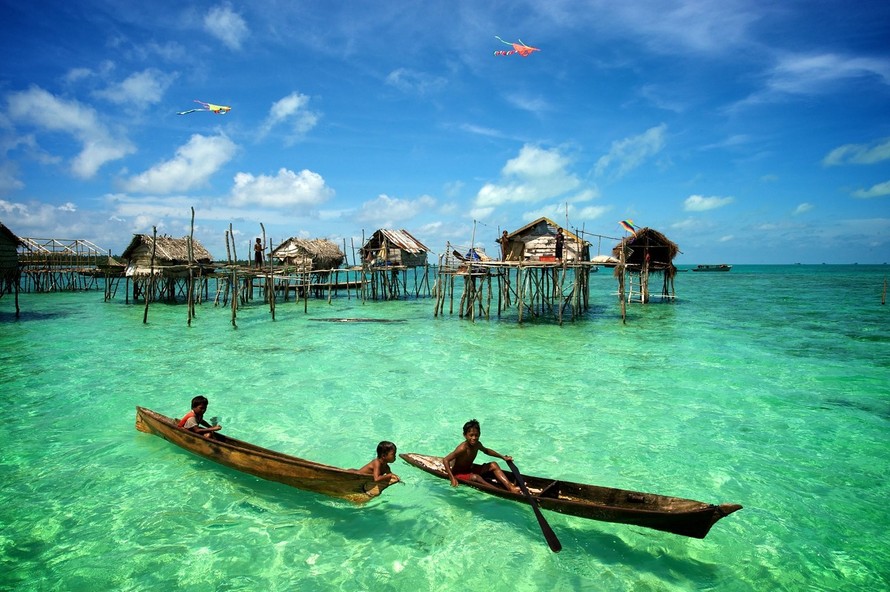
[{"left": 1, "top": 265, "right": 888, "bottom": 591}]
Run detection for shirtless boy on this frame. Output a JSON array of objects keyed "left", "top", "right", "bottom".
[
  {"left": 443, "top": 419, "right": 519, "bottom": 493},
  {"left": 356, "top": 441, "right": 401, "bottom": 484}
]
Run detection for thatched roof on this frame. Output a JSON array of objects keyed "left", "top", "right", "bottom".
[
  {"left": 121, "top": 234, "right": 213, "bottom": 263},
  {"left": 611, "top": 227, "right": 679, "bottom": 273},
  {"left": 272, "top": 237, "right": 344, "bottom": 269},
  {"left": 0, "top": 221, "right": 24, "bottom": 247}
]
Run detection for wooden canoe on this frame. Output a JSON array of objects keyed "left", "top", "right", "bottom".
[
  {"left": 135, "top": 406, "right": 392, "bottom": 503},
  {"left": 400, "top": 453, "right": 741, "bottom": 539}
]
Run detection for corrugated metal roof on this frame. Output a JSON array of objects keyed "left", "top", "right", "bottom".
[{"left": 374, "top": 229, "right": 430, "bottom": 254}]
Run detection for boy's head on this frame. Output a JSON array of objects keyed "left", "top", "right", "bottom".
[
  {"left": 191, "top": 395, "right": 209, "bottom": 411},
  {"left": 376, "top": 441, "right": 396, "bottom": 459},
  {"left": 462, "top": 419, "right": 480, "bottom": 435}
]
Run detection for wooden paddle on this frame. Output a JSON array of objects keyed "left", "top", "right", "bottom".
[{"left": 506, "top": 459, "right": 562, "bottom": 553}]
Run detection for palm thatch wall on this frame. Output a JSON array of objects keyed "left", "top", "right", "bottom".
[
  {"left": 271, "top": 237, "right": 344, "bottom": 271},
  {"left": 611, "top": 227, "right": 679, "bottom": 278},
  {"left": 121, "top": 234, "right": 214, "bottom": 277}
]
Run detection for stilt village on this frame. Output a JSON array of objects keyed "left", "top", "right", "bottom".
[{"left": 0, "top": 215, "right": 681, "bottom": 325}]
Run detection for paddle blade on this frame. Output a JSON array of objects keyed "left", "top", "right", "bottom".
[{"left": 506, "top": 459, "right": 562, "bottom": 553}]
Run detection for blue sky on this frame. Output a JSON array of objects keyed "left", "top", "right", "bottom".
[{"left": 1, "top": 0, "right": 888, "bottom": 264}]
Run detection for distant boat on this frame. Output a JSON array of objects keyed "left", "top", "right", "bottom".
[{"left": 691, "top": 264, "right": 732, "bottom": 272}]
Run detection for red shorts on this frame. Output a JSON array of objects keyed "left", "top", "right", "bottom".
[{"left": 453, "top": 463, "right": 487, "bottom": 480}]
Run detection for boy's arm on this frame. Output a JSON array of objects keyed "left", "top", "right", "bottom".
[
  {"left": 479, "top": 444, "right": 512, "bottom": 462},
  {"left": 442, "top": 444, "right": 464, "bottom": 486},
  {"left": 372, "top": 460, "right": 399, "bottom": 483}
]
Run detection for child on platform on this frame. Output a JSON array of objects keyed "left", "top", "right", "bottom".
[{"left": 443, "top": 419, "right": 519, "bottom": 493}]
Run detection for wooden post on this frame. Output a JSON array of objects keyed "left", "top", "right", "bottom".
[
  {"left": 187, "top": 207, "right": 195, "bottom": 326},
  {"left": 143, "top": 226, "right": 157, "bottom": 324},
  {"left": 619, "top": 243, "right": 627, "bottom": 324},
  {"left": 228, "top": 224, "right": 238, "bottom": 328}
]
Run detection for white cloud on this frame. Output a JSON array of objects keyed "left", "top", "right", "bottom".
[
  {"left": 230, "top": 168, "right": 334, "bottom": 208},
  {"left": 0, "top": 198, "right": 104, "bottom": 239},
  {"left": 505, "top": 93, "right": 550, "bottom": 114},
  {"left": 594, "top": 124, "right": 667, "bottom": 180},
  {"left": 355, "top": 194, "right": 436, "bottom": 227},
  {"left": 473, "top": 145, "right": 581, "bottom": 213},
  {"left": 204, "top": 5, "right": 249, "bottom": 50},
  {"left": 259, "top": 92, "right": 319, "bottom": 144},
  {"left": 603, "top": 1, "right": 763, "bottom": 54},
  {"left": 6, "top": 86, "right": 135, "bottom": 178},
  {"left": 684, "top": 194, "right": 734, "bottom": 211},
  {"left": 768, "top": 53, "right": 890, "bottom": 94},
  {"left": 385, "top": 68, "right": 447, "bottom": 95},
  {"left": 122, "top": 133, "right": 236, "bottom": 194},
  {"left": 459, "top": 123, "right": 507, "bottom": 139},
  {"left": 576, "top": 205, "right": 611, "bottom": 219},
  {"left": 823, "top": 138, "right": 890, "bottom": 166},
  {"left": 94, "top": 68, "right": 177, "bottom": 105},
  {"left": 793, "top": 202, "right": 814, "bottom": 215},
  {"left": 852, "top": 180, "right": 890, "bottom": 199},
  {"left": 738, "top": 53, "right": 890, "bottom": 108},
  {"left": 670, "top": 217, "right": 704, "bottom": 231},
  {"left": 0, "top": 161, "right": 24, "bottom": 195}
]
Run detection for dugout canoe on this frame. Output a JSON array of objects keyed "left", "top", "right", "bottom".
[
  {"left": 400, "top": 453, "right": 741, "bottom": 539},
  {"left": 135, "top": 406, "right": 392, "bottom": 503}
]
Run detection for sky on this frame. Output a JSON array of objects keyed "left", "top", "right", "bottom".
[{"left": 1, "top": 0, "right": 888, "bottom": 264}]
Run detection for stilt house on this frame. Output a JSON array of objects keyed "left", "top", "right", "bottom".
[
  {"left": 501, "top": 217, "right": 588, "bottom": 262},
  {"left": 611, "top": 227, "right": 679, "bottom": 302},
  {"left": 0, "top": 221, "right": 23, "bottom": 296},
  {"left": 360, "top": 229, "right": 430, "bottom": 267},
  {"left": 121, "top": 234, "right": 214, "bottom": 277},
  {"left": 271, "top": 238, "right": 345, "bottom": 271}
]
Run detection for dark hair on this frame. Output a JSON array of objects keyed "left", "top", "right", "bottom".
[
  {"left": 191, "top": 395, "right": 208, "bottom": 409},
  {"left": 376, "top": 441, "right": 396, "bottom": 458},
  {"left": 462, "top": 419, "right": 480, "bottom": 434}
]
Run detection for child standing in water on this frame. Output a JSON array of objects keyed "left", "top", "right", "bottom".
[
  {"left": 356, "top": 441, "right": 401, "bottom": 484},
  {"left": 443, "top": 419, "right": 519, "bottom": 493}
]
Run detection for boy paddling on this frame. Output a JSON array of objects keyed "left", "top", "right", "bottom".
[
  {"left": 178, "top": 395, "right": 222, "bottom": 439},
  {"left": 443, "top": 419, "right": 519, "bottom": 493}
]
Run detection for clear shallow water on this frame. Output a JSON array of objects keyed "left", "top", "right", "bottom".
[{"left": 1, "top": 265, "right": 887, "bottom": 591}]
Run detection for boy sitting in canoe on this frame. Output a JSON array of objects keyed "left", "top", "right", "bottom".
[
  {"left": 355, "top": 441, "right": 401, "bottom": 484},
  {"left": 177, "top": 395, "right": 222, "bottom": 439},
  {"left": 444, "top": 419, "right": 519, "bottom": 493}
]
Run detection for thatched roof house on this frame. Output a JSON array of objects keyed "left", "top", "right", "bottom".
[
  {"left": 360, "top": 229, "right": 430, "bottom": 268},
  {"left": 501, "top": 217, "right": 589, "bottom": 262},
  {"left": 611, "top": 227, "right": 679, "bottom": 273},
  {"left": 121, "top": 234, "right": 214, "bottom": 277},
  {"left": 271, "top": 237, "right": 344, "bottom": 271},
  {"left": 611, "top": 227, "right": 680, "bottom": 303},
  {"left": 0, "top": 221, "right": 23, "bottom": 274},
  {"left": 0, "top": 222, "right": 24, "bottom": 296}
]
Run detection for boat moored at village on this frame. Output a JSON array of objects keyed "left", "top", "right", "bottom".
[{"left": 692, "top": 264, "right": 732, "bottom": 272}]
